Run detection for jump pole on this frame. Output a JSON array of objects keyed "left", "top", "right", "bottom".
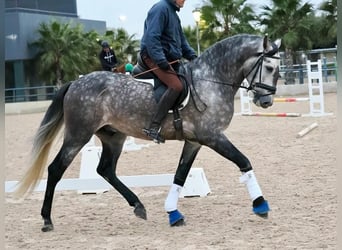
[
  {"left": 242, "top": 112, "right": 301, "bottom": 117},
  {"left": 273, "top": 97, "right": 309, "bottom": 102},
  {"left": 5, "top": 138, "right": 211, "bottom": 197},
  {"left": 5, "top": 136, "right": 210, "bottom": 197},
  {"left": 5, "top": 167, "right": 211, "bottom": 198},
  {"left": 296, "top": 122, "right": 318, "bottom": 138},
  {"left": 77, "top": 139, "right": 210, "bottom": 196}
]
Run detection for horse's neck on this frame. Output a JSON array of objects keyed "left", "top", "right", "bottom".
[
  {"left": 193, "top": 60, "right": 244, "bottom": 94},
  {"left": 189, "top": 35, "right": 263, "bottom": 107}
]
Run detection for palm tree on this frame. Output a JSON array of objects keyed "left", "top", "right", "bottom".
[
  {"left": 260, "top": 0, "right": 313, "bottom": 84},
  {"left": 200, "top": 0, "right": 258, "bottom": 45},
  {"left": 305, "top": 13, "right": 335, "bottom": 49},
  {"left": 183, "top": 25, "right": 199, "bottom": 54},
  {"left": 32, "top": 20, "right": 100, "bottom": 88},
  {"left": 318, "top": 0, "right": 337, "bottom": 47},
  {"left": 83, "top": 30, "right": 103, "bottom": 71}
]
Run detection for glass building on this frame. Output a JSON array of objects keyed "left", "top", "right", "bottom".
[{"left": 5, "top": 0, "right": 106, "bottom": 101}]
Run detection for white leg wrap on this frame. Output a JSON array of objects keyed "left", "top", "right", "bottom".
[
  {"left": 164, "top": 183, "right": 182, "bottom": 212},
  {"left": 239, "top": 170, "right": 263, "bottom": 201}
]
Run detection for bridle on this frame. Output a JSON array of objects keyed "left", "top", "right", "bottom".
[
  {"left": 244, "top": 42, "right": 280, "bottom": 96},
  {"left": 188, "top": 42, "right": 280, "bottom": 97}
]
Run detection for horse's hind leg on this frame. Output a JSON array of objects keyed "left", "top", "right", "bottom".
[
  {"left": 164, "top": 140, "right": 201, "bottom": 226},
  {"left": 96, "top": 128, "right": 146, "bottom": 220},
  {"left": 41, "top": 142, "right": 85, "bottom": 232}
]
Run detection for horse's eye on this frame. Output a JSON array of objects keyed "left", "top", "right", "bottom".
[{"left": 265, "top": 66, "right": 273, "bottom": 72}]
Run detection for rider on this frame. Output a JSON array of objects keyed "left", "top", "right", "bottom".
[
  {"left": 99, "top": 41, "right": 118, "bottom": 72},
  {"left": 140, "top": 0, "right": 197, "bottom": 143}
]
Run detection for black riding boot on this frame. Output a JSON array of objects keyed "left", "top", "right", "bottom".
[{"left": 143, "top": 88, "right": 180, "bottom": 143}]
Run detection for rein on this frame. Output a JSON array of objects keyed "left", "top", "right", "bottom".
[
  {"left": 130, "top": 41, "right": 280, "bottom": 107},
  {"left": 132, "top": 59, "right": 180, "bottom": 78},
  {"left": 192, "top": 45, "right": 280, "bottom": 96}
]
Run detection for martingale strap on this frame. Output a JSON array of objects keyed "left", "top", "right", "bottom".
[{"left": 187, "top": 67, "right": 207, "bottom": 112}]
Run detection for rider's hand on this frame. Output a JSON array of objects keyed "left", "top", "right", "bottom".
[
  {"left": 189, "top": 55, "right": 197, "bottom": 61},
  {"left": 157, "top": 61, "right": 170, "bottom": 71}
]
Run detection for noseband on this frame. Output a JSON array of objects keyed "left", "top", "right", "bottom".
[{"left": 244, "top": 42, "right": 280, "bottom": 96}]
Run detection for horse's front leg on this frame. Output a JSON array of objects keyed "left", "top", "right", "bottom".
[
  {"left": 200, "top": 132, "right": 270, "bottom": 218},
  {"left": 164, "top": 140, "right": 202, "bottom": 226}
]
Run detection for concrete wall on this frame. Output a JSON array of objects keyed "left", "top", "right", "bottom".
[
  {"left": 5, "top": 82, "right": 337, "bottom": 115},
  {"left": 5, "top": 12, "right": 106, "bottom": 60},
  {"left": 5, "top": 100, "right": 52, "bottom": 114}
]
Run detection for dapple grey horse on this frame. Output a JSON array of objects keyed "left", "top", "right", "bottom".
[{"left": 15, "top": 34, "right": 281, "bottom": 232}]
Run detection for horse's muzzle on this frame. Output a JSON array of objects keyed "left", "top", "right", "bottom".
[{"left": 253, "top": 94, "right": 273, "bottom": 108}]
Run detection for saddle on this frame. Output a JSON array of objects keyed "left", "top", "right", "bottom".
[{"left": 132, "top": 55, "right": 190, "bottom": 140}]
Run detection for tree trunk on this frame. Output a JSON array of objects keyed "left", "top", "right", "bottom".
[
  {"left": 284, "top": 48, "right": 296, "bottom": 85},
  {"left": 56, "top": 65, "right": 63, "bottom": 89}
]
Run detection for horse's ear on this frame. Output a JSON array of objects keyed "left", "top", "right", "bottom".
[
  {"left": 274, "top": 39, "right": 282, "bottom": 49},
  {"left": 263, "top": 34, "right": 269, "bottom": 50},
  {"left": 263, "top": 35, "right": 282, "bottom": 53}
]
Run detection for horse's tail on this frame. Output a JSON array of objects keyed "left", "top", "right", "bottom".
[{"left": 14, "top": 82, "right": 72, "bottom": 197}]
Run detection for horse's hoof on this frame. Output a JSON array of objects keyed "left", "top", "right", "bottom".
[
  {"left": 172, "top": 218, "right": 185, "bottom": 226},
  {"left": 168, "top": 210, "right": 185, "bottom": 227},
  {"left": 253, "top": 200, "right": 270, "bottom": 219},
  {"left": 134, "top": 203, "right": 147, "bottom": 220},
  {"left": 41, "top": 224, "right": 54, "bottom": 232},
  {"left": 256, "top": 212, "right": 268, "bottom": 219}
]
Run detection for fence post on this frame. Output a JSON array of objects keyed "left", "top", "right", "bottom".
[
  {"left": 334, "top": 56, "right": 337, "bottom": 81},
  {"left": 299, "top": 63, "right": 304, "bottom": 84},
  {"left": 322, "top": 57, "right": 328, "bottom": 82}
]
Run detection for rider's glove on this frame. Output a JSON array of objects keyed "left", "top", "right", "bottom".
[
  {"left": 157, "top": 61, "right": 170, "bottom": 71},
  {"left": 189, "top": 55, "right": 197, "bottom": 61}
]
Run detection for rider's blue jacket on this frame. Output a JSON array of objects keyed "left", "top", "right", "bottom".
[{"left": 140, "top": 0, "right": 197, "bottom": 65}]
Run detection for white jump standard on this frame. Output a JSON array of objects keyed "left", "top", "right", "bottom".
[{"left": 239, "top": 59, "right": 331, "bottom": 117}]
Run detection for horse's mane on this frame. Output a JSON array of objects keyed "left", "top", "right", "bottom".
[
  {"left": 191, "top": 34, "right": 262, "bottom": 80},
  {"left": 201, "top": 34, "right": 262, "bottom": 60},
  {"left": 214, "top": 34, "right": 261, "bottom": 48}
]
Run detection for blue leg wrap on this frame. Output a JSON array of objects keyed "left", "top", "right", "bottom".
[
  {"left": 168, "top": 210, "right": 184, "bottom": 226},
  {"left": 253, "top": 200, "right": 270, "bottom": 215}
]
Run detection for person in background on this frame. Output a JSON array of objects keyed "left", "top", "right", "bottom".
[
  {"left": 140, "top": 0, "right": 197, "bottom": 144},
  {"left": 99, "top": 41, "right": 118, "bottom": 72}
]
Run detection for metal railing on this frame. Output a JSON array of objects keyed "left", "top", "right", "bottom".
[
  {"left": 4, "top": 59, "right": 337, "bottom": 103},
  {"left": 5, "top": 85, "right": 58, "bottom": 103},
  {"left": 279, "top": 62, "right": 337, "bottom": 84}
]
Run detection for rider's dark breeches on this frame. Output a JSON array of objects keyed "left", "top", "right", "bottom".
[{"left": 141, "top": 54, "right": 183, "bottom": 92}]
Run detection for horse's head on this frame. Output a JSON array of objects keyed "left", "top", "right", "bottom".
[{"left": 243, "top": 35, "right": 281, "bottom": 108}]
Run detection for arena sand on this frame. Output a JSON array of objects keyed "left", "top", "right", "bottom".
[{"left": 5, "top": 93, "right": 336, "bottom": 249}]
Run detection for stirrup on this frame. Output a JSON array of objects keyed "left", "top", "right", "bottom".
[{"left": 142, "top": 127, "right": 165, "bottom": 144}]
